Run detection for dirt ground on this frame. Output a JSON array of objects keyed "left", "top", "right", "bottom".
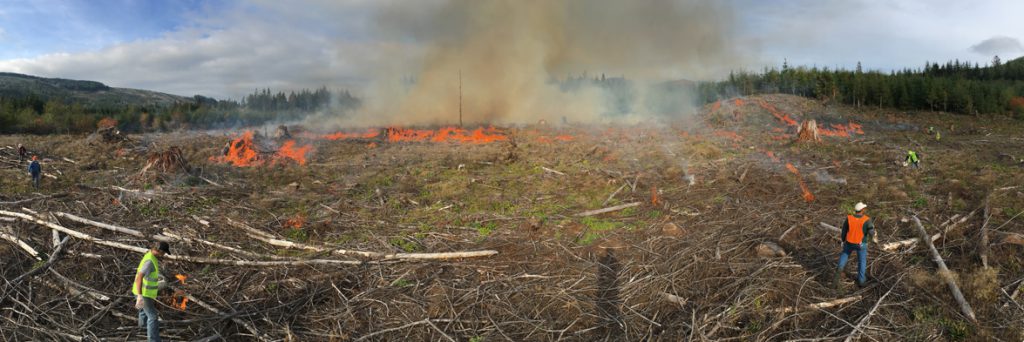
[{"left": 2, "top": 94, "right": 1023, "bottom": 341}]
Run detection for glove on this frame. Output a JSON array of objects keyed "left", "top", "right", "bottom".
[{"left": 135, "top": 295, "right": 144, "bottom": 309}]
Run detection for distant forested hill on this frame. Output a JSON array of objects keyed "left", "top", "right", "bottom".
[{"left": 699, "top": 56, "right": 1024, "bottom": 118}]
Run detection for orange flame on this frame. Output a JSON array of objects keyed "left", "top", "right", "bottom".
[
  {"left": 785, "top": 163, "right": 799, "bottom": 174},
  {"left": 214, "top": 131, "right": 261, "bottom": 166},
  {"left": 274, "top": 140, "right": 314, "bottom": 166},
  {"left": 175, "top": 274, "right": 187, "bottom": 285},
  {"left": 710, "top": 100, "right": 722, "bottom": 112},
  {"left": 758, "top": 100, "right": 799, "bottom": 126},
  {"left": 818, "top": 122, "right": 865, "bottom": 137},
  {"left": 284, "top": 214, "right": 305, "bottom": 229},
  {"left": 178, "top": 297, "right": 189, "bottom": 310},
  {"left": 734, "top": 98, "right": 744, "bottom": 106},
  {"left": 651, "top": 185, "right": 660, "bottom": 206},
  {"left": 765, "top": 151, "right": 780, "bottom": 162},
  {"left": 320, "top": 128, "right": 381, "bottom": 141},
  {"left": 367, "top": 142, "right": 378, "bottom": 149},
  {"left": 212, "top": 131, "right": 314, "bottom": 167},
  {"left": 386, "top": 126, "right": 507, "bottom": 144},
  {"left": 800, "top": 180, "right": 815, "bottom": 202}
]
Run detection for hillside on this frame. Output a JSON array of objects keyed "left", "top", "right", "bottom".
[{"left": 0, "top": 72, "right": 191, "bottom": 107}]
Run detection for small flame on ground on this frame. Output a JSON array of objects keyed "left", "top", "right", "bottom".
[
  {"left": 710, "top": 100, "right": 722, "bottom": 112},
  {"left": 320, "top": 128, "right": 381, "bottom": 141},
  {"left": 785, "top": 163, "right": 799, "bottom": 174},
  {"left": 284, "top": 214, "right": 305, "bottom": 229},
  {"left": 274, "top": 140, "right": 314, "bottom": 166},
  {"left": 386, "top": 126, "right": 507, "bottom": 144},
  {"left": 800, "top": 180, "right": 815, "bottom": 202},
  {"left": 734, "top": 98, "right": 744, "bottom": 106},
  {"left": 651, "top": 185, "right": 660, "bottom": 206},
  {"left": 175, "top": 274, "right": 187, "bottom": 285}
]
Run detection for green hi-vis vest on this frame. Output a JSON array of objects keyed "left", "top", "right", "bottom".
[
  {"left": 907, "top": 151, "right": 919, "bottom": 163},
  {"left": 132, "top": 252, "right": 160, "bottom": 298}
]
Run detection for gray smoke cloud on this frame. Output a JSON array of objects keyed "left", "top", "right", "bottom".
[
  {"left": 970, "top": 36, "right": 1024, "bottom": 56},
  {"left": 343, "top": 0, "right": 749, "bottom": 126}
]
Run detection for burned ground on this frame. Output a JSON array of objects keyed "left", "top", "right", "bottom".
[{"left": 1, "top": 94, "right": 1023, "bottom": 341}]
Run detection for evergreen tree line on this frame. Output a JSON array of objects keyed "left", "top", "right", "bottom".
[
  {"left": 698, "top": 56, "right": 1024, "bottom": 118},
  {"left": 0, "top": 86, "right": 361, "bottom": 134}
]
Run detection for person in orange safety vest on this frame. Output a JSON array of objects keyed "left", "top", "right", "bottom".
[{"left": 834, "top": 202, "right": 876, "bottom": 289}]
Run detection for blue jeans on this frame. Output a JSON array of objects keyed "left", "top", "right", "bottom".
[
  {"left": 837, "top": 242, "right": 867, "bottom": 285},
  {"left": 138, "top": 296, "right": 161, "bottom": 342},
  {"left": 31, "top": 175, "right": 39, "bottom": 188}
]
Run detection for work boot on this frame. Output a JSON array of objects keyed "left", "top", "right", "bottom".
[{"left": 833, "top": 272, "right": 842, "bottom": 290}]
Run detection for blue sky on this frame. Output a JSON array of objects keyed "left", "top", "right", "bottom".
[
  {"left": 0, "top": 0, "right": 216, "bottom": 59},
  {"left": 0, "top": 0, "right": 1022, "bottom": 99}
]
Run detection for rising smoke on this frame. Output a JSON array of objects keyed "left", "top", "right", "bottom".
[{"left": 344, "top": 0, "right": 747, "bottom": 126}]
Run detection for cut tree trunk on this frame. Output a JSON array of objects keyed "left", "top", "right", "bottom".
[
  {"left": 796, "top": 120, "right": 821, "bottom": 143},
  {"left": 912, "top": 216, "right": 977, "bottom": 323}
]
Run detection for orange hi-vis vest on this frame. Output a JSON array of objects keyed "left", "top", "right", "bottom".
[{"left": 846, "top": 215, "right": 870, "bottom": 244}]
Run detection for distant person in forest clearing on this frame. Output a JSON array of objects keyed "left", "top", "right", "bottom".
[
  {"left": 17, "top": 144, "right": 27, "bottom": 161},
  {"left": 835, "top": 202, "right": 876, "bottom": 289},
  {"left": 28, "top": 156, "right": 41, "bottom": 189},
  {"left": 905, "top": 150, "right": 920, "bottom": 169}
]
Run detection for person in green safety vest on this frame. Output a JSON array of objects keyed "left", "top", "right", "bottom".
[
  {"left": 133, "top": 241, "right": 169, "bottom": 342},
  {"left": 905, "top": 150, "right": 920, "bottom": 169}
]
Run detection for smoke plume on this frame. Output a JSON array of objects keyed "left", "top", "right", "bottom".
[{"left": 345, "top": 0, "right": 746, "bottom": 126}]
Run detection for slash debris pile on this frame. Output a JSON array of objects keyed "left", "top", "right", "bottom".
[{"left": 1, "top": 94, "right": 1023, "bottom": 341}]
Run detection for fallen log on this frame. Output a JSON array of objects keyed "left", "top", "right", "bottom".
[
  {"left": 575, "top": 202, "right": 641, "bottom": 217},
  {"left": 1, "top": 210, "right": 362, "bottom": 266},
  {"left": 0, "top": 227, "right": 42, "bottom": 260},
  {"left": 226, "top": 218, "right": 499, "bottom": 261},
  {"left": 160, "top": 229, "right": 295, "bottom": 261},
  {"left": 53, "top": 211, "right": 173, "bottom": 242},
  {"left": 768, "top": 295, "right": 862, "bottom": 314},
  {"left": 881, "top": 211, "right": 975, "bottom": 251},
  {"left": 912, "top": 216, "right": 977, "bottom": 323}
]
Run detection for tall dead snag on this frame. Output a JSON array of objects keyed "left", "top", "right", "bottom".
[
  {"left": 912, "top": 216, "right": 977, "bottom": 323},
  {"left": 795, "top": 120, "right": 821, "bottom": 143}
]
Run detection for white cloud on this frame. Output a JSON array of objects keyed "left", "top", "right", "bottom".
[{"left": 0, "top": 1, "right": 388, "bottom": 99}]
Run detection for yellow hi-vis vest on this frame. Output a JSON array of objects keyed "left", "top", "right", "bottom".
[{"left": 132, "top": 252, "right": 160, "bottom": 298}]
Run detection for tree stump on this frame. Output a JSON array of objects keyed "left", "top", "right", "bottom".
[{"left": 795, "top": 120, "right": 821, "bottom": 143}]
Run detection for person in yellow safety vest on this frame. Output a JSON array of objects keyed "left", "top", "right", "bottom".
[
  {"left": 835, "top": 202, "right": 876, "bottom": 289},
  {"left": 905, "top": 150, "right": 920, "bottom": 169},
  {"left": 133, "top": 241, "right": 169, "bottom": 342}
]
